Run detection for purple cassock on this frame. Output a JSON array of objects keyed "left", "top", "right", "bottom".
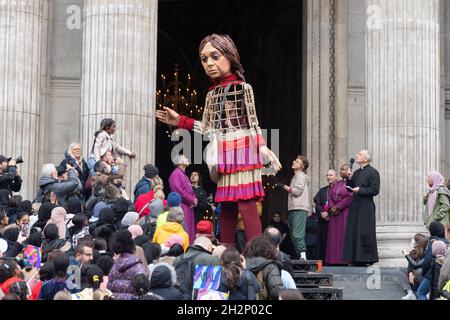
[
  {"left": 325, "top": 180, "right": 353, "bottom": 265},
  {"left": 169, "top": 167, "right": 196, "bottom": 244}
]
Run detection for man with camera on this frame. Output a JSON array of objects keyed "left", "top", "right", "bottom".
[{"left": 0, "top": 155, "right": 23, "bottom": 208}]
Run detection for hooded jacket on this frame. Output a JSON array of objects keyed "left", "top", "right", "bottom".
[
  {"left": 153, "top": 222, "right": 189, "bottom": 252},
  {"left": 133, "top": 178, "right": 152, "bottom": 203},
  {"left": 107, "top": 253, "right": 146, "bottom": 300},
  {"left": 184, "top": 245, "right": 220, "bottom": 267},
  {"left": 245, "top": 257, "right": 283, "bottom": 300},
  {"left": 148, "top": 263, "right": 189, "bottom": 300}
]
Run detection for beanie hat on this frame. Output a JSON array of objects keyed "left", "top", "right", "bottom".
[
  {"left": 164, "top": 234, "right": 184, "bottom": 248},
  {"left": 196, "top": 220, "right": 213, "bottom": 235},
  {"left": 86, "top": 264, "right": 104, "bottom": 287},
  {"left": 429, "top": 222, "right": 445, "bottom": 238},
  {"left": 56, "top": 164, "right": 67, "bottom": 177},
  {"left": 128, "top": 225, "right": 144, "bottom": 240},
  {"left": 144, "top": 164, "right": 159, "bottom": 179},
  {"left": 167, "top": 192, "right": 182, "bottom": 207},
  {"left": 121, "top": 211, "right": 139, "bottom": 227},
  {"left": 149, "top": 199, "right": 164, "bottom": 219},
  {"left": 0, "top": 155, "right": 8, "bottom": 163}
]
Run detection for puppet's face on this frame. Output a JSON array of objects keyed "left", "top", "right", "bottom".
[{"left": 200, "top": 42, "right": 232, "bottom": 80}]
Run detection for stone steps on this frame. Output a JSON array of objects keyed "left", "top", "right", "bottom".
[
  {"left": 292, "top": 260, "right": 343, "bottom": 300},
  {"left": 322, "top": 266, "right": 404, "bottom": 300}
]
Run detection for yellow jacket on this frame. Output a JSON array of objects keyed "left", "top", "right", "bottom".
[{"left": 153, "top": 222, "right": 189, "bottom": 252}]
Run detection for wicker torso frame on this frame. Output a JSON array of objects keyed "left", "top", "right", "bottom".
[{"left": 193, "top": 83, "right": 262, "bottom": 140}]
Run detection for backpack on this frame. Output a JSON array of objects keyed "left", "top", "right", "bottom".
[
  {"left": 255, "top": 270, "right": 269, "bottom": 300},
  {"left": 173, "top": 251, "right": 203, "bottom": 298},
  {"left": 246, "top": 269, "right": 269, "bottom": 300}
]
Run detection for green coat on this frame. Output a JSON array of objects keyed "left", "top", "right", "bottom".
[{"left": 424, "top": 187, "right": 450, "bottom": 228}]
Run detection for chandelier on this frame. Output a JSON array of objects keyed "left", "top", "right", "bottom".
[{"left": 156, "top": 64, "right": 202, "bottom": 121}]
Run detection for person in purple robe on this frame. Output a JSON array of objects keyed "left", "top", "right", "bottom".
[
  {"left": 325, "top": 165, "right": 353, "bottom": 265},
  {"left": 169, "top": 155, "right": 197, "bottom": 244}
]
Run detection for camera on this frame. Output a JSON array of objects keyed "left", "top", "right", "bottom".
[{"left": 7, "top": 156, "right": 24, "bottom": 165}]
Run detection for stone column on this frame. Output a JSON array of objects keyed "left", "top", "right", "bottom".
[
  {"left": 81, "top": 0, "right": 158, "bottom": 193},
  {"left": 0, "top": 0, "right": 49, "bottom": 200},
  {"left": 305, "top": 0, "right": 335, "bottom": 195},
  {"left": 442, "top": 0, "right": 450, "bottom": 175},
  {"left": 366, "top": 0, "right": 441, "bottom": 266}
]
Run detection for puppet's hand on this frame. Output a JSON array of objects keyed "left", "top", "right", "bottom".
[
  {"left": 156, "top": 107, "right": 180, "bottom": 126},
  {"left": 260, "top": 146, "right": 282, "bottom": 172}
]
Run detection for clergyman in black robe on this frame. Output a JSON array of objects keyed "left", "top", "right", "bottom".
[
  {"left": 343, "top": 150, "right": 380, "bottom": 265},
  {"left": 314, "top": 185, "right": 329, "bottom": 262}
]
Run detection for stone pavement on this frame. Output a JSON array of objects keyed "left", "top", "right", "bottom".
[{"left": 322, "top": 266, "right": 405, "bottom": 300}]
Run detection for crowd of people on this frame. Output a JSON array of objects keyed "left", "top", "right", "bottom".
[
  {"left": 0, "top": 115, "right": 306, "bottom": 301},
  {"left": 0, "top": 134, "right": 448, "bottom": 301}
]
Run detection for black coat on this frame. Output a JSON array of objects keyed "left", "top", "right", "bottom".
[
  {"left": 192, "top": 185, "right": 210, "bottom": 224},
  {"left": 149, "top": 265, "right": 190, "bottom": 300},
  {"left": 314, "top": 186, "right": 329, "bottom": 261},
  {"left": 278, "top": 251, "right": 294, "bottom": 277},
  {"left": 343, "top": 165, "right": 380, "bottom": 264},
  {"left": 430, "top": 257, "right": 445, "bottom": 300},
  {"left": 0, "top": 166, "right": 22, "bottom": 205},
  {"left": 60, "top": 153, "right": 91, "bottom": 200}
]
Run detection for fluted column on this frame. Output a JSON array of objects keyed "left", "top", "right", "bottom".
[
  {"left": 0, "top": 0, "right": 48, "bottom": 200},
  {"left": 366, "top": 0, "right": 441, "bottom": 266},
  {"left": 81, "top": 0, "right": 158, "bottom": 192}
]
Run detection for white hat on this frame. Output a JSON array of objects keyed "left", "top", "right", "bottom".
[{"left": 0, "top": 238, "right": 8, "bottom": 254}]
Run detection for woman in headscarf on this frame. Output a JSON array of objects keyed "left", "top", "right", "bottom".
[
  {"left": 45, "top": 207, "right": 68, "bottom": 240},
  {"left": 91, "top": 207, "right": 117, "bottom": 244},
  {"left": 112, "top": 198, "right": 132, "bottom": 228},
  {"left": 424, "top": 171, "right": 450, "bottom": 228},
  {"left": 33, "top": 203, "right": 55, "bottom": 231},
  {"left": 121, "top": 212, "right": 140, "bottom": 230}
]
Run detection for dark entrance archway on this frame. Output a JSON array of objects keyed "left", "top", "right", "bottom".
[{"left": 156, "top": 0, "right": 303, "bottom": 228}]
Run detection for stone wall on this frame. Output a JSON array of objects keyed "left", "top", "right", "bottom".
[{"left": 46, "top": 0, "right": 82, "bottom": 166}]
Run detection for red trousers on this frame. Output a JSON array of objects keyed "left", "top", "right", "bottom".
[{"left": 219, "top": 199, "right": 262, "bottom": 246}]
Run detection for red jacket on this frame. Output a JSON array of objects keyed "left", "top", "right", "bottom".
[
  {"left": 29, "top": 281, "right": 43, "bottom": 300},
  {"left": 134, "top": 190, "right": 155, "bottom": 219},
  {"left": 1, "top": 277, "right": 23, "bottom": 294}
]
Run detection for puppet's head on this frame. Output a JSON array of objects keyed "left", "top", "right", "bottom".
[{"left": 199, "top": 34, "right": 245, "bottom": 82}]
